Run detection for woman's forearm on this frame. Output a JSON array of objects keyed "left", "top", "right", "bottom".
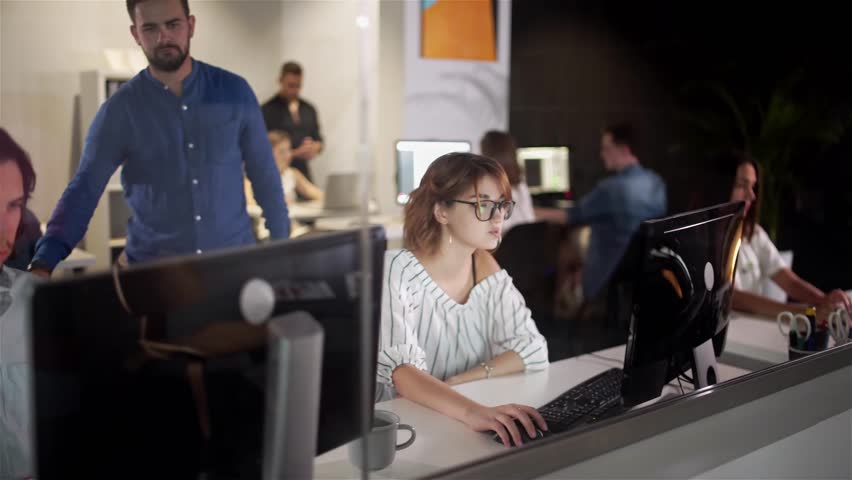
[
  {"left": 771, "top": 268, "right": 826, "bottom": 305},
  {"left": 392, "top": 365, "right": 481, "bottom": 422},
  {"left": 446, "top": 351, "right": 525, "bottom": 385}
]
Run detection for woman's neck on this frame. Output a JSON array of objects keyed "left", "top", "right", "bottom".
[{"left": 415, "top": 238, "right": 475, "bottom": 285}]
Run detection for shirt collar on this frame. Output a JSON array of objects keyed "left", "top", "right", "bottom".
[
  {"left": 619, "top": 164, "right": 642, "bottom": 176},
  {"left": 142, "top": 57, "right": 200, "bottom": 93}
]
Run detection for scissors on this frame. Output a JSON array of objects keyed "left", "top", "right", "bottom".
[
  {"left": 777, "top": 311, "right": 812, "bottom": 348},
  {"left": 827, "top": 309, "right": 851, "bottom": 346}
]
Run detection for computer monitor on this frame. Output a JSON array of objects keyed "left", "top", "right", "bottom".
[
  {"left": 516, "top": 146, "right": 570, "bottom": 194},
  {"left": 613, "top": 201, "right": 745, "bottom": 407},
  {"left": 395, "top": 140, "right": 472, "bottom": 204},
  {"left": 29, "top": 227, "right": 385, "bottom": 478}
]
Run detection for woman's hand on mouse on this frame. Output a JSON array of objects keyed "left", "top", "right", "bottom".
[{"left": 462, "top": 403, "right": 547, "bottom": 447}]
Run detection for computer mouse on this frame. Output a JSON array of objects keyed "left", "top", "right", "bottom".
[{"left": 489, "top": 419, "right": 546, "bottom": 447}]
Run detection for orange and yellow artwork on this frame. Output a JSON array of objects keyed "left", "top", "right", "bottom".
[{"left": 421, "top": 0, "right": 497, "bottom": 61}]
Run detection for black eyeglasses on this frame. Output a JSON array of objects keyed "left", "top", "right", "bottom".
[{"left": 450, "top": 199, "right": 516, "bottom": 222}]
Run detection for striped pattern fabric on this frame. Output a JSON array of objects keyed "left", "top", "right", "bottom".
[{"left": 376, "top": 249, "right": 548, "bottom": 401}]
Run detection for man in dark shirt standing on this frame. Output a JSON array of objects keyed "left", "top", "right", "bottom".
[
  {"left": 261, "top": 61, "right": 323, "bottom": 184},
  {"left": 28, "top": 0, "right": 290, "bottom": 277}
]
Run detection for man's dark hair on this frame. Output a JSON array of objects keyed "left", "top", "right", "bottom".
[
  {"left": 280, "top": 61, "right": 303, "bottom": 77},
  {"left": 126, "top": 0, "right": 190, "bottom": 22},
  {"left": 0, "top": 128, "right": 36, "bottom": 204},
  {"left": 604, "top": 123, "right": 637, "bottom": 153}
]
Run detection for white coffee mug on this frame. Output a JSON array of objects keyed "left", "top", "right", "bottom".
[
  {"left": 777, "top": 311, "right": 811, "bottom": 340},
  {"left": 348, "top": 410, "right": 416, "bottom": 471}
]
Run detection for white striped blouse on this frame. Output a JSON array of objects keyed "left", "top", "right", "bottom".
[{"left": 376, "top": 249, "right": 549, "bottom": 401}]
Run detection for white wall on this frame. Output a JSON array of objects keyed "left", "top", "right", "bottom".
[
  {"left": 402, "top": 0, "right": 512, "bottom": 151},
  {"left": 274, "top": 0, "right": 378, "bottom": 193},
  {"left": 375, "top": 0, "right": 405, "bottom": 215},
  {"left": 1, "top": 1, "right": 135, "bottom": 220}
]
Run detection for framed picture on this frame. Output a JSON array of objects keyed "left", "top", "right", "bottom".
[{"left": 421, "top": 0, "right": 498, "bottom": 61}]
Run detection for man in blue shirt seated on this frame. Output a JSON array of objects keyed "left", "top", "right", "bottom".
[
  {"left": 29, "top": 0, "right": 290, "bottom": 277},
  {"left": 539, "top": 124, "right": 667, "bottom": 298}
]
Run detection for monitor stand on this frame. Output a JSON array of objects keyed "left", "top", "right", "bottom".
[
  {"left": 691, "top": 337, "right": 719, "bottom": 389},
  {"left": 263, "top": 311, "right": 324, "bottom": 479},
  {"left": 628, "top": 338, "right": 720, "bottom": 412}
]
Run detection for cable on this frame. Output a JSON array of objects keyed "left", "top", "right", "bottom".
[
  {"left": 676, "top": 376, "right": 685, "bottom": 395},
  {"left": 586, "top": 352, "right": 624, "bottom": 366},
  {"left": 111, "top": 264, "right": 204, "bottom": 358}
]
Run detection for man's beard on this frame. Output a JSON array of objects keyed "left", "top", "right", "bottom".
[{"left": 146, "top": 41, "right": 189, "bottom": 72}]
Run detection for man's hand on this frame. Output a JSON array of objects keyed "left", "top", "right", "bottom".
[
  {"left": 535, "top": 207, "right": 568, "bottom": 225},
  {"left": 294, "top": 137, "right": 321, "bottom": 160},
  {"left": 29, "top": 267, "right": 51, "bottom": 279}
]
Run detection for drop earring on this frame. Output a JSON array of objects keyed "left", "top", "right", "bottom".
[{"left": 449, "top": 233, "right": 453, "bottom": 245}]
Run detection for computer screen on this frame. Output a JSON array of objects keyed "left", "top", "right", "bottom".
[
  {"left": 613, "top": 201, "right": 745, "bottom": 407},
  {"left": 395, "top": 140, "right": 472, "bottom": 204},
  {"left": 29, "top": 227, "right": 385, "bottom": 478},
  {"left": 516, "top": 146, "right": 570, "bottom": 194}
]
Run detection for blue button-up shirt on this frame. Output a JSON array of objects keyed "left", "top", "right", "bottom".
[
  {"left": 34, "top": 60, "right": 290, "bottom": 269},
  {"left": 569, "top": 164, "right": 667, "bottom": 297}
]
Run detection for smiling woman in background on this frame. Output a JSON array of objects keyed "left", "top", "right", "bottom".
[{"left": 376, "top": 152, "right": 549, "bottom": 447}]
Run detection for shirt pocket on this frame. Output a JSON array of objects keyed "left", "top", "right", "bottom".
[{"left": 204, "top": 120, "right": 241, "bottom": 165}]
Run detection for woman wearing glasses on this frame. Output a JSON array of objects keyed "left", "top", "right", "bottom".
[{"left": 376, "top": 152, "right": 549, "bottom": 447}]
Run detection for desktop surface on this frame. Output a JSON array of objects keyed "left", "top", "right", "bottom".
[{"left": 314, "top": 343, "right": 753, "bottom": 479}]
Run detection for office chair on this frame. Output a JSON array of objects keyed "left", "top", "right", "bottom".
[{"left": 493, "top": 221, "right": 563, "bottom": 337}]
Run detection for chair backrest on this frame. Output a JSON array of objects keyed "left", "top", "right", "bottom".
[{"left": 493, "top": 221, "right": 564, "bottom": 329}]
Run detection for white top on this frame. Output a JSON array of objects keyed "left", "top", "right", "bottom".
[
  {"left": 735, "top": 225, "right": 787, "bottom": 294},
  {"left": 376, "top": 249, "right": 549, "bottom": 401},
  {"left": 0, "top": 267, "right": 34, "bottom": 479},
  {"left": 503, "top": 182, "right": 536, "bottom": 233},
  {"left": 281, "top": 168, "right": 297, "bottom": 204}
]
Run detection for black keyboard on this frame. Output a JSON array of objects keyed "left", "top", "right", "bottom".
[
  {"left": 489, "top": 368, "right": 626, "bottom": 445},
  {"left": 538, "top": 368, "right": 625, "bottom": 433}
]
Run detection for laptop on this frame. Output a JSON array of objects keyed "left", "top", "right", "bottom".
[{"left": 322, "top": 172, "right": 361, "bottom": 210}]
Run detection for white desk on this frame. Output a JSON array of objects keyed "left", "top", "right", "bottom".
[
  {"left": 287, "top": 200, "right": 380, "bottom": 223},
  {"left": 725, "top": 299, "right": 851, "bottom": 369},
  {"left": 724, "top": 312, "right": 790, "bottom": 366},
  {"left": 313, "top": 345, "right": 752, "bottom": 479},
  {"left": 248, "top": 202, "right": 392, "bottom": 244},
  {"left": 314, "top": 215, "right": 404, "bottom": 250}
]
